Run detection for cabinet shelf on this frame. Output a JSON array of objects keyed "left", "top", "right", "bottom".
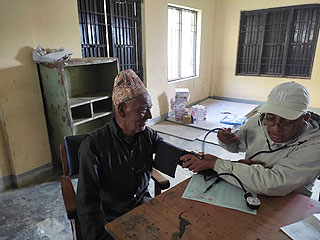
[
  {"left": 69, "top": 91, "right": 112, "bottom": 108},
  {"left": 72, "top": 111, "right": 113, "bottom": 126},
  {"left": 38, "top": 57, "right": 118, "bottom": 166}
]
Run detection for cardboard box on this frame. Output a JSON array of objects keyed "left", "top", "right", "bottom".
[{"left": 182, "top": 114, "right": 192, "bottom": 124}]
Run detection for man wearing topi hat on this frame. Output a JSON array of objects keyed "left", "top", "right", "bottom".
[
  {"left": 76, "top": 69, "right": 187, "bottom": 239},
  {"left": 181, "top": 81, "right": 320, "bottom": 197}
]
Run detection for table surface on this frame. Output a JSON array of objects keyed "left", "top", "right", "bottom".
[{"left": 105, "top": 178, "right": 320, "bottom": 240}]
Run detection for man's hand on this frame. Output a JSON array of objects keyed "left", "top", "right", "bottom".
[
  {"left": 217, "top": 128, "right": 239, "bottom": 144},
  {"left": 180, "top": 154, "right": 217, "bottom": 173},
  {"left": 237, "top": 159, "right": 264, "bottom": 166}
]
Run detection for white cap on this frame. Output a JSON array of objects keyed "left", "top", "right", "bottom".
[{"left": 258, "top": 81, "right": 310, "bottom": 120}]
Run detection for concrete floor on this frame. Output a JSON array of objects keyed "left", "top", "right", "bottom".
[{"left": 0, "top": 132, "right": 319, "bottom": 239}]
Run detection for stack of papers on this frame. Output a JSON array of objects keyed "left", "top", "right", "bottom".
[
  {"left": 220, "top": 114, "right": 247, "bottom": 126},
  {"left": 182, "top": 174, "right": 257, "bottom": 215},
  {"left": 281, "top": 213, "right": 320, "bottom": 239},
  {"left": 174, "top": 88, "right": 190, "bottom": 120},
  {"left": 191, "top": 105, "right": 207, "bottom": 123}
]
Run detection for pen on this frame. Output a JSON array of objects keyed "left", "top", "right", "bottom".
[{"left": 204, "top": 177, "right": 221, "bottom": 193}]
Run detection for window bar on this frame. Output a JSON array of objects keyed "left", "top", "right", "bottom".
[
  {"left": 252, "top": 14, "right": 257, "bottom": 73},
  {"left": 304, "top": 9, "right": 312, "bottom": 75},
  {"left": 303, "top": 9, "right": 314, "bottom": 76},
  {"left": 245, "top": 16, "right": 251, "bottom": 73},
  {"left": 250, "top": 15, "right": 253, "bottom": 73},
  {"left": 122, "top": 2, "right": 127, "bottom": 70},
  {"left": 311, "top": 8, "right": 320, "bottom": 77},
  {"left": 302, "top": 9, "right": 312, "bottom": 75},
  {"left": 80, "top": 0, "right": 88, "bottom": 57},
  {"left": 300, "top": 10, "right": 306, "bottom": 75},
  {"left": 104, "top": 0, "right": 110, "bottom": 57},
  {"left": 281, "top": 9, "right": 293, "bottom": 76},
  {"left": 132, "top": 2, "right": 136, "bottom": 73},
  {"left": 88, "top": 0, "right": 92, "bottom": 56},
  {"left": 298, "top": 9, "right": 305, "bottom": 75},
  {"left": 292, "top": 10, "right": 301, "bottom": 75},
  {"left": 125, "top": 2, "right": 130, "bottom": 71},
  {"left": 257, "top": 13, "right": 266, "bottom": 75},
  {"left": 252, "top": 14, "right": 258, "bottom": 73},
  {"left": 83, "top": 0, "right": 90, "bottom": 57},
  {"left": 239, "top": 15, "right": 247, "bottom": 73},
  {"left": 193, "top": 12, "right": 197, "bottom": 76},
  {"left": 299, "top": 9, "right": 306, "bottom": 75},
  {"left": 108, "top": 0, "right": 116, "bottom": 58},
  {"left": 93, "top": 0, "right": 98, "bottom": 57},
  {"left": 271, "top": 12, "right": 277, "bottom": 73},
  {"left": 253, "top": 14, "right": 259, "bottom": 73},
  {"left": 119, "top": 1, "right": 123, "bottom": 71},
  {"left": 122, "top": 2, "right": 128, "bottom": 71},
  {"left": 116, "top": 1, "right": 121, "bottom": 69},
  {"left": 134, "top": 2, "right": 139, "bottom": 74},
  {"left": 248, "top": 15, "right": 252, "bottom": 73},
  {"left": 78, "top": 0, "right": 84, "bottom": 56},
  {"left": 178, "top": 10, "right": 182, "bottom": 79},
  {"left": 134, "top": 1, "right": 139, "bottom": 75},
  {"left": 244, "top": 16, "right": 248, "bottom": 73},
  {"left": 98, "top": 0, "right": 102, "bottom": 56},
  {"left": 269, "top": 12, "right": 276, "bottom": 74},
  {"left": 115, "top": 1, "right": 122, "bottom": 66},
  {"left": 116, "top": 1, "right": 120, "bottom": 64},
  {"left": 127, "top": 3, "right": 132, "bottom": 72},
  {"left": 86, "top": 0, "right": 92, "bottom": 56},
  {"left": 276, "top": 12, "right": 282, "bottom": 74},
  {"left": 251, "top": 14, "right": 256, "bottom": 73},
  {"left": 82, "top": 0, "right": 87, "bottom": 56}
]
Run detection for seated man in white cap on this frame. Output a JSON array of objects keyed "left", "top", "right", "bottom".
[
  {"left": 181, "top": 81, "right": 320, "bottom": 197},
  {"left": 76, "top": 69, "right": 187, "bottom": 239}
]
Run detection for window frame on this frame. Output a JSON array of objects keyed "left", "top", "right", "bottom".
[
  {"left": 167, "top": 5, "right": 198, "bottom": 82},
  {"left": 77, "top": 0, "right": 144, "bottom": 81},
  {"left": 236, "top": 4, "right": 320, "bottom": 79}
]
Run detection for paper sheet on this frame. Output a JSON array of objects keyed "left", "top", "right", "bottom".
[
  {"left": 182, "top": 174, "right": 257, "bottom": 215},
  {"left": 280, "top": 213, "right": 320, "bottom": 240}
]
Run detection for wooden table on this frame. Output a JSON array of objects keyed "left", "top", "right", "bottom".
[{"left": 105, "top": 178, "right": 320, "bottom": 240}]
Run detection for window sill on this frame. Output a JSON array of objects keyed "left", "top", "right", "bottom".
[{"left": 168, "top": 75, "right": 199, "bottom": 84}]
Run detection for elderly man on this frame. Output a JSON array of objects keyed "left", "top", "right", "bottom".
[
  {"left": 181, "top": 81, "right": 320, "bottom": 197},
  {"left": 76, "top": 69, "right": 186, "bottom": 239}
]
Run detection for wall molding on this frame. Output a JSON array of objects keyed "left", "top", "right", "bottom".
[{"left": 0, "top": 162, "right": 53, "bottom": 192}]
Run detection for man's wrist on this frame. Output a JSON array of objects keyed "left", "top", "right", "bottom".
[{"left": 210, "top": 157, "right": 217, "bottom": 169}]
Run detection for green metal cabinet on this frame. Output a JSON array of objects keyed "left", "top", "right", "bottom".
[{"left": 38, "top": 57, "right": 118, "bottom": 168}]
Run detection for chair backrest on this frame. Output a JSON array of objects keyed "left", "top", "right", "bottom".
[{"left": 63, "top": 134, "right": 87, "bottom": 177}]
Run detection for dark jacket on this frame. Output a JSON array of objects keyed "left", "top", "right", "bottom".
[{"left": 76, "top": 117, "right": 185, "bottom": 239}]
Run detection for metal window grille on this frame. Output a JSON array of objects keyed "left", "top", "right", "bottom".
[
  {"left": 168, "top": 6, "right": 197, "bottom": 82},
  {"left": 77, "top": 0, "right": 143, "bottom": 80},
  {"left": 236, "top": 4, "right": 320, "bottom": 78}
]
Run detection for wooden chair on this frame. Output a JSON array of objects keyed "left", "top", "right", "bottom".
[{"left": 60, "top": 134, "right": 170, "bottom": 240}]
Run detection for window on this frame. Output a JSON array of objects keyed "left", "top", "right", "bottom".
[
  {"left": 236, "top": 4, "right": 320, "bottom": 78},
  {"left": 168, "top": 5, "right": 198, "bottom": 81},
  {"left": 77, "top": 0, "right": 144, "bottom": 80}
]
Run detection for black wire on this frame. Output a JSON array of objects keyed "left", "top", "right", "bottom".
[
  {"left": 217, "top": 173, "right": 247, "bottom": 193},
  {"left": 201, "top": 128, "right": 224, "bottom": 159},
  {"left": 201, "top": 128, "right": 249, "bottom": 194},
  {"left": 248, "top": 145, "right": 288, "bottom": 160}
]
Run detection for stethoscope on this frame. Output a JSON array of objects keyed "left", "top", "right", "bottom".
[{"left": 198, "top": 127, "right": 261, "bottom": 210}]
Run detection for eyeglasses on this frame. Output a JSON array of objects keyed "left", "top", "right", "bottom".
[{"left": 264, "top": 114, "right": 303, "bottom": 131}]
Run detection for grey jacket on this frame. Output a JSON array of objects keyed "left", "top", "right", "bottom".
[{"left": 215, "top": 113, "right": 320, "bottom": 197}]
